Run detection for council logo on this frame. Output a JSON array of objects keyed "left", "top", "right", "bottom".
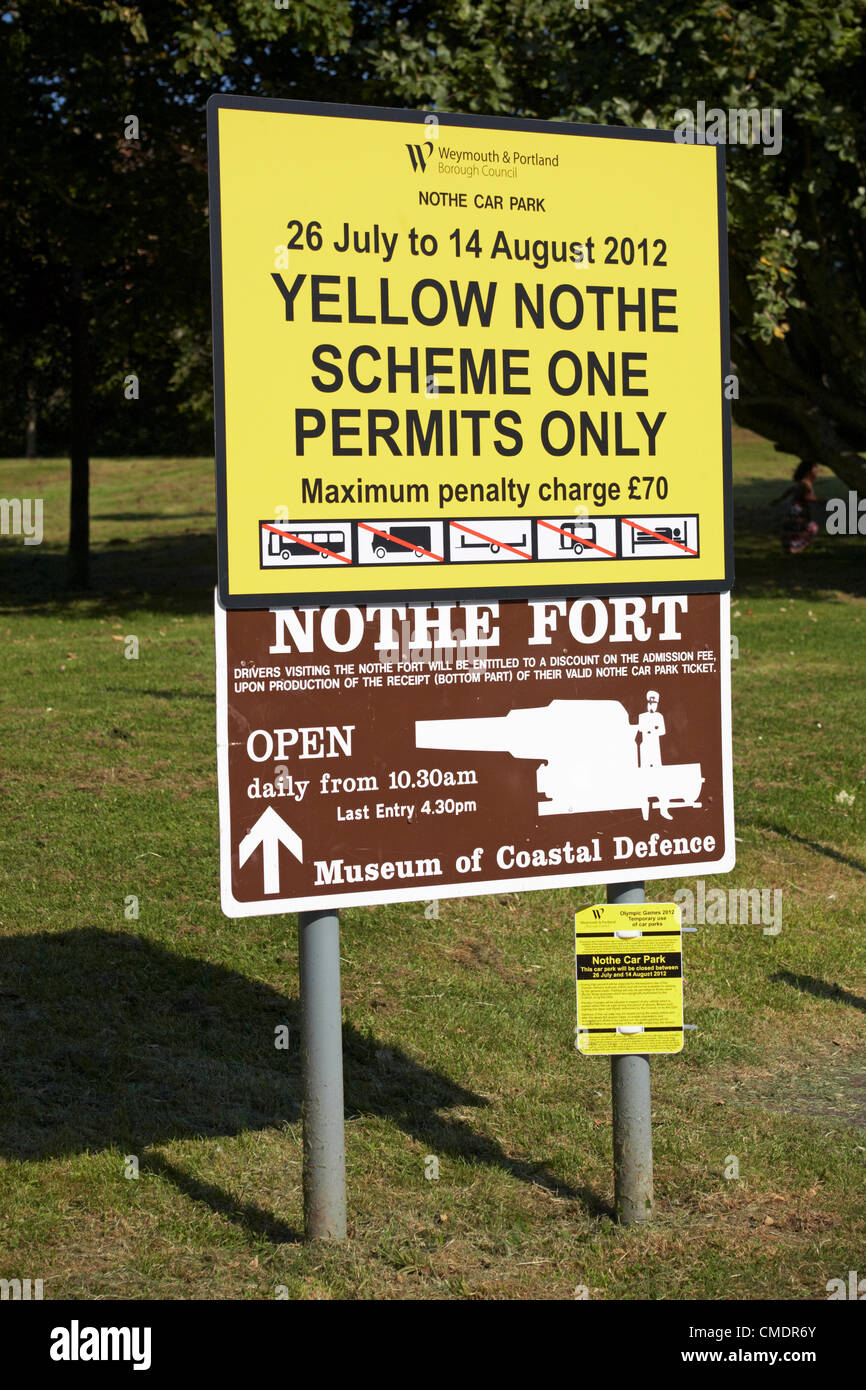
[{"left": 405, "top": 141, "right": 433, "bottom": 172}]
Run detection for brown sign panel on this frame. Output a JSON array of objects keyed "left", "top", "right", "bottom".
[{"left": 215, "top": 592, "right": 733, "bottom": 915}]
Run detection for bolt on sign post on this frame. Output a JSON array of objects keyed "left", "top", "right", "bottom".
[{"left": 207, "top": 96, "right": 733, "bottom": 611}]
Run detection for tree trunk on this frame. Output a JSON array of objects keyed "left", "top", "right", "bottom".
[
  {"left": 68, "top": 267, "right": 90, "bottom": 589},
  {"left": 25, "top": 378, "right": 37, "bottom": 460}
]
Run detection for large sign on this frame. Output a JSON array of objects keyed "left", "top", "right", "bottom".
[
  {"left": 215, "top": 591, "right": 734, "bottom": 916},
  {"left": 208, "top": 97, "right": 732, "bottom": 609},
  {"left": 575, "top": 902, "right": 684, "bottom": 1055}
]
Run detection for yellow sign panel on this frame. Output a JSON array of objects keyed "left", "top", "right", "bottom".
[
  {"left": 208, "top": 97, "right": 732, "bottom": 608},
  {"left": 575, "top": 903, "right": 683, "bottom": 1055}
]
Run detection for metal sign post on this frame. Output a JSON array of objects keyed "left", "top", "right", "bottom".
[
  {"left": 606, "top": 881, "right": 653, "bottom": 1226},
  {"left": 298, "top": 908, "right": 347, "bottom": 1241}
]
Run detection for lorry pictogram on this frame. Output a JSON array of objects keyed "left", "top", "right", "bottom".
[{"left": 372, "top": 524, "right": 432, "bottom": 559}]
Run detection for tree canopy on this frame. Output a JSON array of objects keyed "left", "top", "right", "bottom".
[{"left": 1, "top": 0, "right": 863, "bottom": 582}]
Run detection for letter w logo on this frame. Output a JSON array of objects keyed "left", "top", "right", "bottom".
[{"left": 406, "top": 141, "right": 433, "bottom": 173}]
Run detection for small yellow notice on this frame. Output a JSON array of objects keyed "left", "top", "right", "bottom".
[{"left": 575, "top": 902, "right": 683, "bottom": 1055}]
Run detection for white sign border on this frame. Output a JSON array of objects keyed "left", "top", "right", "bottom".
[{"left": 215, "top": 591, "right": 735, "bottom": 917}]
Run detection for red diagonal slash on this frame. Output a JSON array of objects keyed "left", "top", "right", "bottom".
[
  {"left": 537, "top": 518, "right": 616, "bottom": 558},
  {"left": 449, "top": 520, "right": 532, "bottom": 560},
  {"left": 261, "top": 523, "right": 353, "bottom": 563},
  {"left": 623, "top": 518, "right": 698, "bottom": 555},
  {"left": 358, "top": 523, "right": 444, "bottom": 562}
]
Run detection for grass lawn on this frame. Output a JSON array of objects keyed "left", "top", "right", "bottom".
[{"left": 0, "top": 432, "right": 863, "bottom": 1300}]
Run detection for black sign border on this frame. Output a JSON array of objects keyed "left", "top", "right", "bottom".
[{"left": 207, "top": 95, "right": 733, "bottom": 610}]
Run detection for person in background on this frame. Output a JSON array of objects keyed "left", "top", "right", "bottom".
[{"left": 775, "top": 461, "right": 820, "bottom": 554}]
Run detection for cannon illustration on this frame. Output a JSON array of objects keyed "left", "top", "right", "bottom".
[{"left": 415, "top": 698, "right": 703, "bottom": 821}]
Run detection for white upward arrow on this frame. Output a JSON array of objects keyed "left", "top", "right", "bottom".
[{"left": 238, "top": 807, "right": 303, "bottom": 895}]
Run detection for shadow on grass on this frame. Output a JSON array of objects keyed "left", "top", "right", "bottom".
[
  {"left": 757, "top": 822, "right": 866, "bottom": 876},
  {"left": 101, "top": 687, "right": 215, "bottom": 702},
  {"left": 771, "top": 970, "right": 866, "bottom": 1014},
  {"left": 733, "top": 484, "right": 866, "bottom": 598},
  {"left": 139, "top": 1151, "right": 302, "bottom": 1245},
  {"left": 0, "top": 928, "right": 597, "bottom": 1242},
  {"left": 0, "top": 535, "right": 216, "bottom": 617}
]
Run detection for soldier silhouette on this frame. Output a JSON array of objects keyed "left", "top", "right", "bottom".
[{"left": 637, "top": 690, "right": 665, "bottom": 769}]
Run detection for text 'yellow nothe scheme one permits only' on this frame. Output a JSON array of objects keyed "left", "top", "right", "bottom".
[
  {"left": 575, "top": 902, "right": 684, "bottom": 1055},
  {"left": 207, "top": 96, "right": 733, "bottom": 608}
]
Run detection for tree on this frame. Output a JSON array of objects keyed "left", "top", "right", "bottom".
[
  {"left": 341, "top": 0, "right": 866, "bottom": 490},
  {"left": 2, "top": 0, "right": 863, "bottom": 595},
  {"left": 0, "top": 0, "right": 351, "bottom": 585}
]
